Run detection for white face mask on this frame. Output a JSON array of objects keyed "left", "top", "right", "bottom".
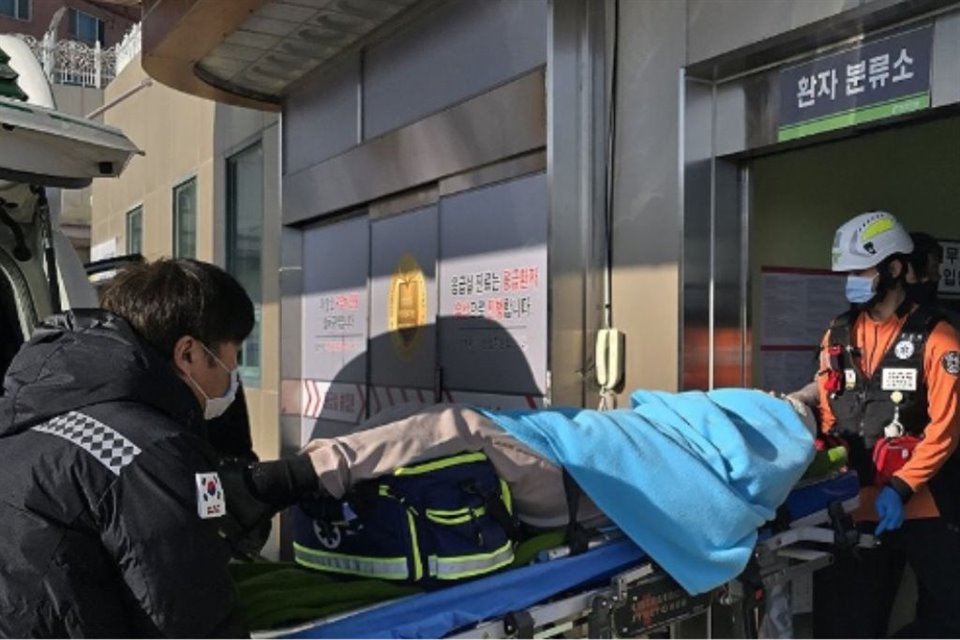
[{"left": 188, "top": 343, "right": 241, "bottom": 421}]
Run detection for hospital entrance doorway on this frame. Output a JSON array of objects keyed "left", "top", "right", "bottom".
[
  {"left": 749, "top": 114, "right": 960, "bottom": 396},
  {"left": 747, "top": 112, "right": 960, "bottom": 636}
]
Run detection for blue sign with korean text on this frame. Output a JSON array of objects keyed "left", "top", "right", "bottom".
[{"left": 778, "top": 25, "right": 933, "bottom": 141}]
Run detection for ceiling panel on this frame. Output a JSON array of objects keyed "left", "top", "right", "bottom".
[{"left": 197, "top": 0, "right": 423, "bottom": 99}]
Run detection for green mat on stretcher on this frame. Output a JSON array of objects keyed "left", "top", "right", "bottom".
[{"left": 232, "top": 530, "right": 569, "bottom": 632}]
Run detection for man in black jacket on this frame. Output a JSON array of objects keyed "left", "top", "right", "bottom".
[{"left": 0, "top": 259, "right": 312, "bottom": 637}]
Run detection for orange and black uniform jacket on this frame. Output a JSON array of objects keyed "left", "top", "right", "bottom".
[{"left": 818, "top": 306, "right": 960, "bottom": 521}]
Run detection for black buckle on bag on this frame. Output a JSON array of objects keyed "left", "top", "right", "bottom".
[{"left": 461, "top": 480, "right": 520, "bottom": 541}]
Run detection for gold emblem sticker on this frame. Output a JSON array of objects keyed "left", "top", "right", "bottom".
[{"left": 388, "top": 254, "right": 428, "bottom": 361}]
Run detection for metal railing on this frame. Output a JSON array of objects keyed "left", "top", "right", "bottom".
[
  {"left": 14, "top": 22, "right": 141, "bottom": 90},
  {"left": 114, "top": 22, "right": 141, "bottom": 77}
]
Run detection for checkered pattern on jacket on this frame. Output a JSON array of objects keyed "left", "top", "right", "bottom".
[{"left": 32, "top": 411, "right": 142, "bottom": 475}]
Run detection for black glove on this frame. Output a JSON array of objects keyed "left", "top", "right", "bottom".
[
  {"left": 245, "top": 454, "right": 322, "bottom": 507},
  {"left": 217, "top": 457, "right": 274, "bottom": 560},
  {"left": 218, "top": 454, "right": 321, "bottom": 559},
  {"left": 220, "top": 454, "right": 320, "bottom": 521}
]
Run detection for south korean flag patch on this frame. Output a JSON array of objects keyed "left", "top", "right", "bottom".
[
  {"left": 196, "top": 472, "right": 226, "bottom": 519},
  {"left": 943, "top": 351, "right": 960, "bottom": 376}
]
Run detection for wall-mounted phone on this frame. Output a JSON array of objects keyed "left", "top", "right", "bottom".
[{"left": 595, "top": 328, "right": 625, "bottom": 391}]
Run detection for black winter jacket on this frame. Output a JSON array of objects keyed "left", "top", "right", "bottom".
[{"left": 0, "top": 310, "right": 246, "bottom": 637}]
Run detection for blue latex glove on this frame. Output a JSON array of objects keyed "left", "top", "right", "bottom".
[{"left": 874, "top": 486, "right": 905, "bottom": 536}]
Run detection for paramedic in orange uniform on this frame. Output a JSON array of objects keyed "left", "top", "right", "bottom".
[{"left": 812, "top": 211, "right": 960, "bottom": 638}]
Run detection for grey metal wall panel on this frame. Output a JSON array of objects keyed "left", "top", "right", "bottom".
[
  {"left": 714, "top": 83, "right": 748, "bottom": 157},
  {"left": 281, "top": 225, "right": 304, "bottom": 381},
  {"left": 684, "top": 85, "right": 748, "bottom": 390},
  {"left": 284, "top": 54, "right": 360, "bottom": 175},
  {"left": 280, "top": 268, "right": 303, "bottom": 380},
  {"left": 363, "top": 0, "right": 547, "bottom": 138},
  {"left": 682, "top": 79, "right": 714, "bottom": 390},
  {"left": 438, "top": 172, "right": 548, "bottom": 396},
  {"left": 712, "top": 160, "right": 746, "bottom": 388},
  {"left": 609, "top": 0, "right": 687, "bottom": 396},
  {"left": 686, "top": 0, "right": 861, "bottom": 65},
  {"left": 283, "top": 71, "right": 546, "bottom": 224},
  {"left": 682, "top": 112, "right": 748, "bottom": 390},
  {"left": 932, "top": 10, "right": 960, "bottom": 108},
  {"left": 546, "top": 0, "right": 609, "bottom": 407},
  {"left": 369, "top": 206, "right": 438, "bottom": 389},
  {"left": 301, "top": 216, "right": 369, "bottom": 383}
]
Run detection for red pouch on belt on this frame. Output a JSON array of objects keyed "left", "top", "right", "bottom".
[{"left": 872, "top": 435, "right": 921, "bottom": 487}]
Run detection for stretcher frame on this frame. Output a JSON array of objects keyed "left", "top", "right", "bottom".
[
  {"left": 448, "top": 496, "right": 870, "bottom": 639},
  {"left": 256, "top": 475, "right": 869, "bottom": 639}
]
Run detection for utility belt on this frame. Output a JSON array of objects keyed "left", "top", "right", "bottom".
[{"left": 293, "top": 452, "right": 518, "bottom": 586}]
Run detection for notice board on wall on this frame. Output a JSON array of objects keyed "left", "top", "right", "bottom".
[
  {"left": 438, "top": 172, "right": 548, "bottom": 396},
  {"left": 301, "top": 217, "right": 370, "bottom": 443},
  {"left": 759, "top": 267, "right": 847, "bottom": 393},
  {"left": 302, "top": 217, "right": 369, "bottom": 382}
]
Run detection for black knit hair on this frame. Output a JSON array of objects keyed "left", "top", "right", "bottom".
[
  {"left": 101, "top": 258, "right": 255, "bottom": 358},
  {"left": 908, "top": 232, "right": 943, "bottom": 278},
  {"left": 872, "top": 252, "right": 911, "bottom": 302}
]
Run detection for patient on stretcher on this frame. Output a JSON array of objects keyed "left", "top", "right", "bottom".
[{"left": 227, "top": 389, "right": 819, "bottom": 596}]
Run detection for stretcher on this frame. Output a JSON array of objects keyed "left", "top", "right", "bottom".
[{"left": 249, "top": 470, "right": 867, "bottom": 639}]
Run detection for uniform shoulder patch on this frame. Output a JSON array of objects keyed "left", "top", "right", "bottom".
[
  {"left": 196, "top": 472, "right": 226, "bottom": 519},
  {"left": 894, "top": 340, "right": 915, "bottom": 360},
  {"left": 942, "top": 351, "right": 960, "bottom": 376}
]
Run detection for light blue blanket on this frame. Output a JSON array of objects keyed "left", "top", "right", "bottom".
[{"left": 481, "top": 389, "right": 815, "bottom": 594}]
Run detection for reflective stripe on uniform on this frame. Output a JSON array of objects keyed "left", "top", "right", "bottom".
[
  {"left": 428, "top": 541, "right": 515, "bottom": 580},
  {"left": 293, "top": 542, "right": 410, "bottom": 580}
]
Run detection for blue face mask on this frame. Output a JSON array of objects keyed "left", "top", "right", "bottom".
[{"left": 845, "top": 273, "right": 878, "bottom": 304}]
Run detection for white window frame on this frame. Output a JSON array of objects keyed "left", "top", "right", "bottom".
[
  {"left": 172, "top": 176, "right": 197, "bottom": 259},
  {"left": 226, "top": 142, "right": 263, "bottom": 387},
  {"left": 125, "top": 206, "right": 143, "bottom": 255}
]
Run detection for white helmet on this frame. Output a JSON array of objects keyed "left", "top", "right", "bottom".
[{"left": 831, "top": 211, "right": 913, "bottom": 272}]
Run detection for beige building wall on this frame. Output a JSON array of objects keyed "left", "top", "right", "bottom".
[
  {"left": 91, "top": 54, "right": 215, "bottom": 261},
  {"left": 91, "top": 55, "right": 282, "bottom": 485}
]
